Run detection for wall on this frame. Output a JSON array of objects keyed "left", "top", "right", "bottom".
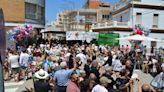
[
  {"left": 25, "top": 0, "right": 45, "bottom": 25},
  {"left": 133, "top": 8, "right": 164, "bottom": 29},
  {"left": 88, "top": 0, "right": 100, "bottom": 9},
  {"left": 25, "top": 0, "right": 45, "bottom": 7},
  {"left": 134, "top": 0, "right": 164, "bottom": 5},
  {"left": 113, "top": 7, "right": 164, "bottom": 29},
  {"left": 112, "top": 9, "right": 131, "bottom": 22},
  {"left": 0, "top": 0, "right": 25, "bottom": 23}
]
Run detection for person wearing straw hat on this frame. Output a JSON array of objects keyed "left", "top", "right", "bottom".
[{"left": 34, "top": 69, "right": 52, "bottom": 92}]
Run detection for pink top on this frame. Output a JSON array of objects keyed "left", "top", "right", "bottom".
[{"left": 66, "top": 81, "right": 80, "bottom": 92}]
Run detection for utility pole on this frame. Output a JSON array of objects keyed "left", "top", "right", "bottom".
[{"left": 77, "top": 10, "right": 80, "bottom": 31}]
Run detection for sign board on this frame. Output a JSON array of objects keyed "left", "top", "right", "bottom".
[
  {"left": 66, "top": 32, "right": 99, "bottom": 41},
  {"left": 0, "top": 8, "right": 6, "bottom": 62},
  {"left": 98, "top": 33, "right": 119, "bottom": 46},
  {"left": 66, "top": 31, "right": 85, "bottom": 40},
  {"left": 85, "top": 32, "right": 99, "bottom": 43}
]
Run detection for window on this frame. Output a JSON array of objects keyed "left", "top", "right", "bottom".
[
  {"left": 136, "top": 13, "right": 142, "bottom": 25},
  {"left": 38, "top": 6, "right": 45, "bottom": 20},
  {"left": 25, "top": 3, "right": 36, "bottom": 19},
  {"left": 120, "top": 16, "right": 123, "bottom": 22},
  {"left": 153, "top": 14, "right": 158, "bottom": 28},
  {"left": 102, "top": 15, "right": 110, "bottom": 20},
  {"left": 134, "top": 0, "right": 141, "bottom": 2}
]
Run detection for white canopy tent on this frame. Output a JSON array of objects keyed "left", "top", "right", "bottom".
[{"left": 116, "top": 34, "right": 161, "bottom": 42}]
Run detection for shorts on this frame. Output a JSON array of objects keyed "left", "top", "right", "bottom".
[
  {"left": 21, "top": 66, "right": 27, "bottom": 70},
  {"left": 12, "top": 67, "right": 20, "bottom": 74},
  {"left": 21, "top": 66, "right": 28, "bottom": 73}
]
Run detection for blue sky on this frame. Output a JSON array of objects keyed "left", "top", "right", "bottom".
[{"left": 46, "top": 0, "right": 119, "bottom": 22}]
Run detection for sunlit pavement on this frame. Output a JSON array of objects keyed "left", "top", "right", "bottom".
[{"left": 4, "top": 70, "right": 153, "bottom": 92}]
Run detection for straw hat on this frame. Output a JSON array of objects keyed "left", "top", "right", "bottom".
[{"left": 35, "top": 69, "right": 49, "bottom": 79}]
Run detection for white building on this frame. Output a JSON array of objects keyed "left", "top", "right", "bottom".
[
  {"left": 92, "top": 0, "right": 164, "bottom": 49},
  {"left": 41, "top": 21, "right": 65, "bottom": 40}
]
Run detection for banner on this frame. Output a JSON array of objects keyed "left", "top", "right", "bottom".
[
  {"left": 66, "top": 31, "right": 85, "bottom": 40},
  {"left": 0, "top": 8, "right": 6, "bottom": 62},
  {"left": 98, "top": 33, "right": 119, "bottom": 46},
  {"left": 66, "top": 31, "right": 99, "bottom": 41},
  {"left": 85, "top": 32, "right": 99, "bottom": 43}
]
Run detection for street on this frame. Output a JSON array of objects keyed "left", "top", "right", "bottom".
[{"left": 4, "top": 69, "right": 154, "bottom": 92}]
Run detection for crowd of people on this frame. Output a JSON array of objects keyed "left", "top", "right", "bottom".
[{"left": 3, "top": 41, "right": 164, "bottom": 92}]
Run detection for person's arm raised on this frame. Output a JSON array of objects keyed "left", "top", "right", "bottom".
[
  {"left": 71, "top": 58, "right": 77, "bottom": 70},
  {"left": 137, "top": 79, "right": 142, "bottom": 92}
]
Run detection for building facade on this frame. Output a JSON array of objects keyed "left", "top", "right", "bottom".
[
  {"left": 41, "top": 21, "right": 65, "bottom": 40},
  {"left": 84, "top": 0, "right": 100, "bottom": 9},
  {"left": 55, "top": 0, "right": 112, "bottom": 32},
  {"left": 0, "top": 0, "right": 45, "bottom": 34},
  {"left": 92, "top": 0, "right": 164, "bottom": 48}
]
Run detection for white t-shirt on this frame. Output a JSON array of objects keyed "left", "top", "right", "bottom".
[
  {"left": 19, "top": 53, "right": 30, "bottom": 67},
  {"left": 8, "top": 55, "right": 20, "bottom": 68},
  {"left": 91, "top": 84, "right": 108, "bottom": 92},
  {"left": 40, "top": 44, "right": 45, "bottom": 51},
  {"left": 76, "top": 53, "right": 86, "bottom": 63},
  {"left": 27, "top": 47, "right": 32, "bottom": 54}
]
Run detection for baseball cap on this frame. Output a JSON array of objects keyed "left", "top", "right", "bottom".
[{"left": 100, "top": 76, "right": 111, "bottom": 84}]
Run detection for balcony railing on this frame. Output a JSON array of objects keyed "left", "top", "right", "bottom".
[{"left": 92, "top": 21, "right": 131, "bottom": 29}]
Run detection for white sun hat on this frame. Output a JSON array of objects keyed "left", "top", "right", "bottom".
[
  {"left": 104, "top": 56, "right": 108, "bottom": 61},
  {"left": 35, "top": 69, "right": 49, "bottom": 79},
  {"left": 131, "top": 73, "right": 138, "bottom": 79}
]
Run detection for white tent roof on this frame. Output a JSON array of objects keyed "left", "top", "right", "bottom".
[
  {"left": 117, "top": 34, "right": 161, "bottom": 41},
  {"left": 40, "top": 29, "right": 49, "bottom": 33}
]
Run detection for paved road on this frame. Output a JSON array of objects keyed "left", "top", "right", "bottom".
[
  {"left": 4, "top": 69, "right": 154, "bottom": 92},
  {"left": 5, "top": 80, "right": 25, "bottom": 92},
  {"left": 133, "top": 70, "right": 153, "bottom": 92}
]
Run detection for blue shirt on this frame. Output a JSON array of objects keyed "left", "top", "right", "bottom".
[{"left": 54, "top": 69, "right": 73, "bottom": 86}]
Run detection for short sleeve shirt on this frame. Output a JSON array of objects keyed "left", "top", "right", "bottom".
[{"left": 54, "top": 69, "right": 73, "bottom": 86}]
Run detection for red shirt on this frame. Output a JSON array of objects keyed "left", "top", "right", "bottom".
[{"left": 66, "top": 81, "right": 80, "bottom": 92}]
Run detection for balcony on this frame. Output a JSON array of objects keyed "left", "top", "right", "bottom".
[{"left": 92, "top": 21, "right": 131, "bottom": 29}]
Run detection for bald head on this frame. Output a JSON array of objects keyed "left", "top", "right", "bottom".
[{"left": 142, "top": 84, "right": 151, "bottom": 92}]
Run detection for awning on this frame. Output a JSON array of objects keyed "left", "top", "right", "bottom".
[
  {"left": 40, "top": 29, "right": 65, "bottom": 34},
  {"left": 116, "top": 34, "right": 161, "bottom": 42}
]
